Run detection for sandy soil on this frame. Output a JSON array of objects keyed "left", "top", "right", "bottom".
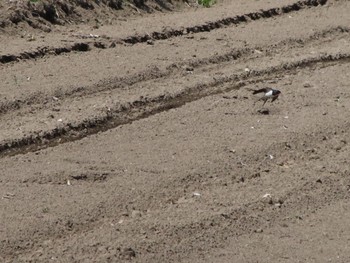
[{"left": 1, "top": 0, "right": 350, "bottom": 262}]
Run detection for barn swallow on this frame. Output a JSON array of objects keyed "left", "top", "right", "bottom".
[{"left": 251, "top": 88, "right": 281, "bottom": 106}]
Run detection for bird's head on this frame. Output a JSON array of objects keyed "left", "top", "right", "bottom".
[{"left": 274, "top": 89, "right": 281, "bottom": 96}]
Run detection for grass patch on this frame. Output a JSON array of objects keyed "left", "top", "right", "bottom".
[{"left": 198, "top": 0, "right": 216, "bottom": 8}]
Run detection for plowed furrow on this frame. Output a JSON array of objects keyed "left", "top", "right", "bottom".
[
  {"left": 0, "top": 0, "right": 328, "bottom": 65},
  {"left": 1, "top": 52, "right": 349, "bottom": 158},
  {"left": 0, "top": 26, "right": 347, "bottom": 116},
  {"left": 122, "top": 0, "right": 327, "bottom": 44},
  {"left": 2, "top": 115, "right": 349, "bottom": 262}
]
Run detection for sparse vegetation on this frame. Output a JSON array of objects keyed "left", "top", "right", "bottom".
[
  {"left": 198, "top": 0, "right": 216, "bottom": 8},
  {"left": 41, "top": 207, "right": 50, "bottom": 213}
]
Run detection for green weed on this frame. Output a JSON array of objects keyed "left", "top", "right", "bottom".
[{"left": 198, "top": 0, "right": 216, "bottom": 8}]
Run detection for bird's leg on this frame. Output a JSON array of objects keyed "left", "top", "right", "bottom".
[{"left": 262, "top": 98, "right": 267, "bottom": 106}]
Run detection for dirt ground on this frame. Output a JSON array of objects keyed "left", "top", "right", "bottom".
[{"left": 1, "top": 0, "right": 350, "bottom": 262}]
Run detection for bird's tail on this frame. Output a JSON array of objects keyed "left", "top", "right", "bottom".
[
  {"left": 247, "top": 88, "right": 256, "bottom": 93},
  {"left": 248, "top": 87, "right": 266, "bottom": 94}
]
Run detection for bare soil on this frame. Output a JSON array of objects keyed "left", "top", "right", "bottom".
[{"left": 1, "top": 0, "right": 350, "bottom": 262}]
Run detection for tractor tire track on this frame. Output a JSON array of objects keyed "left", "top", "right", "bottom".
[
  {"left": 2, "top": 102, "right": 349, "bottom": 262},
  {"left": 0, "top": 51, "right": 349, "bottom": 158},
  {"left": 0, "top": 26, "right": 348, "bottom": 116},
  {"left": 0, "top": 0, "right": 328, "bottom": 65}
]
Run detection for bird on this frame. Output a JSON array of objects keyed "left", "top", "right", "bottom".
[{"left": 251, "top": 87, "right": 281, "bottom": 106}]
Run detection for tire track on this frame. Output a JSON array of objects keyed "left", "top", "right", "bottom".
[
  {"left": 2, "top": 122, "right": 348, "bottom": 261},
  {"left": 111, "top": 122, "right": 350, "bottom": 261},
  {"left": 0, "top": 26, "right": 348, "bottom": 116},
  {"left": 146, "top": 171, "right": 350, "bottom": 262},
  {"left": 0, "top": 0, "right": 328, "bottom": 65},
  {"left": 0, "top": 52, "right": 349, "bottom": 158}
]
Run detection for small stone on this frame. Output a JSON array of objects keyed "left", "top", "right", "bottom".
[
  {"left": 303, "top": 82, "right": 312, "bottom": 88},
  {"left": 121, "top": 248, "right": 136, "bottom": 259},
  {"left": 131, "top": 210, "right": 142, "bottom": 218},
  {"left": 306, "top": 148, "right": 316, "bottom": 153},
  {"left": 237, "top": 176, "right": 245, "bottom": 183},
  {"left": 309, "top": 154, "right": 320, "bottom": 160},
  {"left": 255, "top": 228, "right": 263, "bottom": 233},
  {"left": 221, "top": 213, "right": 230, "bottom": 219},
  {"left": 335, "top": 145, "right": 342, "bottom": 151},
  {"left": 258, "top": 109, "right": 270, "bottom": 115}
]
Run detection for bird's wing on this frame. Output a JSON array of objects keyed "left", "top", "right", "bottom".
[{"left": 252, "top": 88, "right": 269, "bottom": 94}]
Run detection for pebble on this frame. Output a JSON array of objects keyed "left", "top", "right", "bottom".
[
  {"left": 121, "top": 248, "right": 136, "bottom": 259},
  {"left": 131, "top": 210, "right": 142, "bottom": 218},
  {"left": 303, "top": 82, "right": 313, "bottom": 88},
  {"left": 258, "top": 109, "right": 270, "bottom": 115}
]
